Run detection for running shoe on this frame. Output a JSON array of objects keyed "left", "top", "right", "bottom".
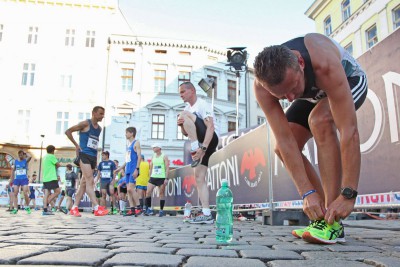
[
  {"left": 51, "top": 207, "right": 57, "bottom": 212},
  {"left": 135, "top": 208, "right": 143, "bottom": 216},
  {"left": 112, "top": 208, "right": 119, "bottom": 215},
  {"left": 34, "top": 207, "right": 39, "bottom": 211},
  {"left": 69, "top": 207, "right": 82, "bottom": 217},
  {"left": 123, "top": 209, "right": 136, "bottom": 217},
  {"left": 158, "top": 210, "right": 165, "bottom": 217},
  {"left": 94, "top": 206, "right": 109, "bottom": 216},
  {"left": 25, "top": 207, "right": 31, "bottom": 214},
  {"left": 42, "top": 211, "right": 55, "bottom": 216},
  {"left": 10, "top": 209, "right": 18, "bottom": 215},
  {"left": 302, "top": 219, "right": 343, "bottom": 244},
  {"left": 183, "top": 215, "right": 192, "bottom": 223},
  {"left": 59, "top": 207, "right": 68, "bottom": 214},
  {"left": 144, "top": 208, "right": 154, "bottom": 216},
  {"left": 292, "top": 221, "right": 317, "bottom": 238},
  {"left": 189, "top": 213, "right": 214, "bottom": 224}
]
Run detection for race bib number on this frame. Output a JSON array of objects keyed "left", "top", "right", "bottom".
[
  {"left": 153, "top": 166, "right": 162, "bottom": 175},
  {"left": 125, "top": 150, "right": 131, "bottom": 163},
  {"left": 87, "top": 137, "right": 98, "bottom": 149},
  {"left": 101, "top": 170, "right": 111, "bottom": 179},
  {"left": 65, "top": 180, "right": 72, "bottom": 187},
  {"left": 16, "top": 169, "right": 26, "bottom": 176}
]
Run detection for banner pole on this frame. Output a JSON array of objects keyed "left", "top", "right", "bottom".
[{"left": 266, "top": 123, "right": 274, "bottom": 211}]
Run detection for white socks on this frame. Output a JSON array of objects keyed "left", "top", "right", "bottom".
[
  {"left": 191, "top": 141, "right": 199, "bottom": 152},
  {"left": 202, "top": 208, "right": 211, "bottom": 216}
]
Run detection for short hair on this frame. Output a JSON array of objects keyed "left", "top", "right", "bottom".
[
  {"left": 141, "top": 154, "right": 145, "bottom": 160},
  {"left": 126, "top": 127, "right": 137, "bottom": 137},
  {"left": 114, "top": 159, "right": 119, "bottom": 164},
  {"left": 92, "top": 106, "right": 105, "bottom": 113},
  {"left": 254, "top": 45, "right": 299, "bottom": 87},
  {"left": 46, "top": 145, "right": 56, "bottom": 153},
  {"left": 179, "top": 81, "right": 195, "bottom": 90},
  {"left": 102, "top": 151, "right": 110, "bottom": 157},
  {"left": 18, "top": 150, "right": 24, "bottom": 155}
]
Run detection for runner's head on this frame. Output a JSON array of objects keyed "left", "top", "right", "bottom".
[
  {"left": 92, "top": 106, "right": 105, "bottom": 122},
  {"left": 101, "top": 151, "right": 110, "bottom": 161},
  {"left": 125, "top": 127, "right": 137, "bottom": 139}
]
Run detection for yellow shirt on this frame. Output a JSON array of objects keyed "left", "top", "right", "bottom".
[{"left": 136, "top": 161, "right": 150, "bottom": 186}]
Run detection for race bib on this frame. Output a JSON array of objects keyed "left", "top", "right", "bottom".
[
  {"left": 101, "top": 170, "right": 111, "bottom": 179},
  {"left": 125, "top": 150, "right": 131, "bottom": 163},
  {"left": 87, "top": 136, "right": 98, "bottom": 149},
  {"left": 16, "top": 169, "right": 26, "bottom": 176},
  {"left": 153, "top": 166, "right": 162, "bottom": 175},
  {"left": 65, "top": 180, "right": 72, "bottom": 187}
]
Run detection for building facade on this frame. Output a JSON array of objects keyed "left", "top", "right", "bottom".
[
  {"left": 0, "top": 0, "right": 259, "bottom": 179},
  {"left": 306, "top": 0, "right": 400, "bottom": 57}
]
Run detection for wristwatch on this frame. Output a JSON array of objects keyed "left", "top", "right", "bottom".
[
  {"left": 340, "top": 187, "right": 358, "bottom": 199},
  {"left": 201, "top": 145, "right": 207, "bottom": 151}
]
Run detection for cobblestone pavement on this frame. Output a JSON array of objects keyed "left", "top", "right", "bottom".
[{"left": 0, "top": 209, "right": 399, "bottom": 266}]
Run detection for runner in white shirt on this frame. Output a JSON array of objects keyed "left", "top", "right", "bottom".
[{"left": 177, "top": 82, "right": 219, "bottom": 224}]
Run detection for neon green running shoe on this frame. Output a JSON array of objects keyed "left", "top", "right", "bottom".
[
  {"left": 112, "top": 209, "right": 119, "bottom": 215},
  {"left": 302, "top": 219, "right": 343, "bottom": 244},
  {"left": 10, "top": 209, "right": 18, "bottom": 214},
  {"left": 291, "top": 221, "right": 316, "bottom": 238},
  {"left": 25, "top": 207, "right": 31, "bottom": 214}
]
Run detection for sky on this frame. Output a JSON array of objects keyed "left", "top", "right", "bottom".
[{"left": 118, "top": 0, "right": 316, "bottom": 64}]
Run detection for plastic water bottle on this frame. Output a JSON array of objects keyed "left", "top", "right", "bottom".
[
  {"left": 184, "top": 201, "right": 192, "bottom": 218},
  {"left": 216, "top": 179, "right": 233, "bottom": 243}
]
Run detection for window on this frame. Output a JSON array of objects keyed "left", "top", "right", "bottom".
[
  {"left": 257, "top": 116, "right": 266, "bottom": 125},
  {"left": 60, "top": 75, "right": 72, "bottom": 88},
  {"left": 154, "top": 70, "right": 166, "bottom": 93},
  {"left": 121, "top": 68, "right": 133, "bottom": 92},
  {"left": 280, "top": 99, "right": 291, "bottom": 109},
  {"left": 227, "top": 80, "right": 236, "bottom": 102},
  {"left": 206, "top": 75, "right": 217, "bottom": 98},
  {"left": 177, "top": 115, "right": 188, "bottom": 140},
  {"left": 0, "top": 24, "right": 3, "bottom": 42},
  {"left": 179, "top": 51, "right": 191, "bottom": 56},
  {"left": 366, "top": 24, "right": 378, "bottom": 48},
  {"left": 56, "top": 112, "right": 69, "bottom": 135},
  {"left": 344, "top": 42, "right": 353, "bottom": 56},
  {"left": 155, "top": 49, "right": 167, "bottom": 54},
  {"left": 17, "top": 110, "right": 30, "bottom": 133},
  {"left": 123, "top": 48, "right": 135, "bottom": 52},
  {"left": 342, "top": 0, "right": 351, "bottom": 21},
  {"left": 85, "top": 30, "right": 95, "bottom": 47},
  {"left": 228, "top": 121, "right": 236, "bottom": 132},
  {"left": 393, "top": 5, "right": 400, "bottom": 30},
  {"left": 65, "top": 29, "right": 75, "bottom": 46},
  {"left": 178, "top": 71, "right": 191, "bottom": 88},
  {"left": 21, "top": 63, "right": 35, "bottom": 86},
  {"left": 28, "top": 26, "right": 38, "bottom": 44},
  {"left": 151, "top": 114, "right": 165, "bottom": 139},
  {"left": 324, "top": 16, "right": 332, "bottom": 36},
  {"left": 78, "top": 112, "right": 90, "bottom": 121}
]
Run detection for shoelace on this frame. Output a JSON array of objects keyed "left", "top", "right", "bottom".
[{"left": 312, "top": 220, "right": 328, "bottom": 230}]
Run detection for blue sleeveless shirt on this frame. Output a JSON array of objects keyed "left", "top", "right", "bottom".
[
  {"left": 79, "top": 119, "right": 101, "bottom": 157},
  {"left": 15, "top": 159, "right": 28, "bottom": 180},
  {"left": 125, "top": 140, "right": 138, "bottom": 175}
]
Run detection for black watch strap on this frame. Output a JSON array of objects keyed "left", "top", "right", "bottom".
[{"left": 201, "top": 145, "right": 207, "bottom": 151}]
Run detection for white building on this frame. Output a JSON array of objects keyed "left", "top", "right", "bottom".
[{"left": 0, "top": 0, "right": 261, "bottom": 175}]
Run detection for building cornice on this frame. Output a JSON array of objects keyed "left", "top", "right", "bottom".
[
  {"left": 0, "top": 0, "right": 116, "bottom": 10},
  {"left": 305, "top": 0, "right": 327, "bottom": 19},
  {"left": 109, "top": 35, "right": 227, "bottom": 56}
]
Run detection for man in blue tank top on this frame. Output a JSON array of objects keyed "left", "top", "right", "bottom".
[
  {"left": 65, "top": 106, "right": 109, "bottom": 217},
  {"left": 9, "top": 150, "right": 32, "bottom": 214},
  {"left": 253, "top": 33, "right": 368, "bottom": 244},
  {"left": 114, "top": 127, "right": 142, "bottom": 216}
]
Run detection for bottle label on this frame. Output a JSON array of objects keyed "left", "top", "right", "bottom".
[{"left": 216, "top": 226, "right": 227, "bottom": 235}]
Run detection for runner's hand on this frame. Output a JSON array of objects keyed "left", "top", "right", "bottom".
[
  {"left": 302, "top": 192, "right": 326, "bottom": 221},
  {"left": 191, "top": 148, "right": 204, "bottom": 161},
  {"left": 325, "top": 196, "right": 355, "bottom": 224}
]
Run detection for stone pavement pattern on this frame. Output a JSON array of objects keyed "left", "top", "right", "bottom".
[{"left": 0, "top": 210, "right": 400, "bottom": 266}]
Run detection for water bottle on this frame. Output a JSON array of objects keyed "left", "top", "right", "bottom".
[
  {"left": 216, "top": 179, "right": 233, "bottom": 243},
  {"left": 184, "top": 201, "right": 192, "bottom": 218}
]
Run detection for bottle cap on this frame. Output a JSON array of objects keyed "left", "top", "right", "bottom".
[{"left": 221, "top": 179, "right": 228, "bottom": 186}]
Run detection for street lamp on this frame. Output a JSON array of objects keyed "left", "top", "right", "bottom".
[
  {"left": 38, "top": 134, "right": 45, "bottom": 183},
  {"left": 226, "top": 47, "right": 248, "bottom": 138},
  {"left": 198, "top": 77, "right": 215, "bottom": 110}
]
